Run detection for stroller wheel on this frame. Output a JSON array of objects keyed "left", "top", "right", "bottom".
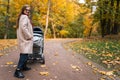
[{"left": 39, "top": 54, "right": 45, "bottom": 64}]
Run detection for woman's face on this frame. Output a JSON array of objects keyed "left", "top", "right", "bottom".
[{"left": 24, "top": 7, "right": 30, "bottom": 15}]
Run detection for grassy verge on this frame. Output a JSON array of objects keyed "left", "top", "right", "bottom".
[{"left": 66, "top": 38, "right": 120, "bottom": 75}]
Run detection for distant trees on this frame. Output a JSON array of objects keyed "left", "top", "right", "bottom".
[
  {"left": 0, "top": 0, "right": 119, "bottom": 39},
  {"left": 0, "top": 0, "right": 10, "bottom": 39},
  {"left": 94, "top": 0, "right": 120, "bottom": 37},
  {"left": 0, "top": 0, "right": 85, "bottom": 39}
]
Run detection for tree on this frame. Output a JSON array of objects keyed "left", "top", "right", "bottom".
[
  {"left": 4, "top": 0, "right": 10, "bottom": 39},
  {"left": 44, "top": 0, "right": 50, "bottom": 38},
  {"left": 0, "top": 0, "right": 10, "bottom": 39},
  {"left": 94, "top": 0, "right": 120, "bottom": 37},
  {"left": 112, "top": 0, "right": 120, "bottom": 34},
  {"left": 0, "top": 0, "right": 89, "bottom": 38}
]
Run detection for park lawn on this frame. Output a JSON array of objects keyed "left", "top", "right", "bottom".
[{"left": 66, "top": 38, "right": 120, "bottom": 75}]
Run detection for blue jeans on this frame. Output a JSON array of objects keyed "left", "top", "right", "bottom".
[{"left": 17, "top": 54, "right": 28, "bottom": 69}]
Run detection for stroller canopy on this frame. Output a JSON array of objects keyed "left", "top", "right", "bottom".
[{"left": 33, "top": 27, "right": 43, "bottom": 34}]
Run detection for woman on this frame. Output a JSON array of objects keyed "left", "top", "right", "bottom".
[{"left": 14, "top": 5, "right": 33, "bottom": 78}]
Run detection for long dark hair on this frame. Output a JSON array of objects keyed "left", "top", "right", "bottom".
[{"left": 16, "top": 5, "right": 30, "bottom": 28}]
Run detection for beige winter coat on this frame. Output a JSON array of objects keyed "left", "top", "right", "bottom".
[{"left": 17, "top": 14, "right": 33, "bottom": 54}]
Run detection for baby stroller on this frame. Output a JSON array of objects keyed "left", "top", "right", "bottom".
[{"left": 28, "top": 27, "right": 45, "bottom": 64}]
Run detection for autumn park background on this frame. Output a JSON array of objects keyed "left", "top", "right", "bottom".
[{"left": 0, "top": 0, "right": 120, "bottom": 79}]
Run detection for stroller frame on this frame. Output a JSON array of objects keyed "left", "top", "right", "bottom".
[{"left": 28, "top": 27, "right": 45, "bottom": 64}]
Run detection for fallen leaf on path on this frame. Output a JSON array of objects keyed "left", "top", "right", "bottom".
[
  {"left": 13, "top": 65, "right": 17, "bottom": 67},
  {"left": 86, "top": 62, "right": 92, "bottom": 66},
  {"left": 54, "top": 52, "right": 59, "bottom": 56},
  {"left": 39, "top": 72, "right": 49, "bottom": 76},
  {"left": 109, "top": 75, "right": 115, "bottom": 79},
  {"left": 93, "top": 67, "right": 99, "bottom": 71},
  {"left": 40, "top": 65, "right": 46, "bottom": 68},
  {"left": 99, "top": 71, "right": 106, "bottom": 75},
  {"left": 71, "top": 64, "right": 76, "bottom": 69},
  {"left": 52, "top": 61, "right": 58, "bottom": 65},
  {"left": 99, "top": 78, "right": 105, "bottom": 80},
  {"left": 71, "top": 64, "right": 82, "bottom": 71},
  {"left": 98, "top": 71, "right": 113, "bottom": 76},
  {"left": 93, "top": 70, "right": 97, "bottom": 74},
  {"left": 6, "top": 62, "right": 14, "bottom": 65},
  {"left": 91, "top": 64, "right": 96, "bottom": 68},
  {"left": 8, "top": 71, "right": 12, "bottom": 73},
  {"left": 106, "top": 71, "right": 113, "bottom": 76}
]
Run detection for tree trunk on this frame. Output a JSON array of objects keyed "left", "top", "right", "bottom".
[
  {"left": 30, "top": 0, "right": 35, "bottom": 20},
  {"left": 52, "top": 22, "right": 56, "bottom": 38},
  {"left": 4, "top": 0, "right": 10, "bottom": 39},
  {"left": 103, "top": 1, "right": 110, "bottom": 35},
  {"left": 99, "top": 0, "right": 105, "bottom": 38},
  {"left": 88, "top": 27, "right": 92, "bottom": 38},
  {"left": 105, "top": 0, "right": 114, "bottom": 35},
  {"left": 44, "top": 0, "right": 50, "bottom": 38},
  {"left": 99, "top": 0, "right": 106, "bottom": 38},
  {"left": 112, "top": 0, "right": 120, "bottom": 34},
  {"left": 106, "top": 19, "right": 111, "bottom": 35},
  {"left": 100, "top": 19, "right": 104, "bottom": 38},
  {"left": 101, "top": 19, "right": 106, "bottom": 38}
]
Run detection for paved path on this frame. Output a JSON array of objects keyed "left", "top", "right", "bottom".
[{"left": 0, "top": 39, "right": 102, "bottom": 80}]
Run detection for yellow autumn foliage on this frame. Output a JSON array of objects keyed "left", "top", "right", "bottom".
[
  {"left": 39, "top": 72, "right": 49, "bottom": 76},
  {"left": 0, "top": 39, "right": 16, "bottom": 56},
  {"left": 6, "top": 61, "right": 14, "bottom": 65},
  {"left": 60, "top": 30, "right": 69, "bottom": 37},
  {"left": 83, "top": 13, "right": 93, "bottom": 37}
]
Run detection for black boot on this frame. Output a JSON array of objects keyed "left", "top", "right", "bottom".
[
  {"left": 14, "top": 69, "right": 24, "bottom": 78},
  {"left": 14, "top": 54, "right": 28, "bottom": 78}
]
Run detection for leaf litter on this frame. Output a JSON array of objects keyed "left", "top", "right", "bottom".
[{"left": 71, "top": 64, "right": 82, "bottom": 71}]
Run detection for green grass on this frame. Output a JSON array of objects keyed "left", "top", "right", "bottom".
[{"left": 66, "top": 39, "right": 120, "bottom": 71}]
